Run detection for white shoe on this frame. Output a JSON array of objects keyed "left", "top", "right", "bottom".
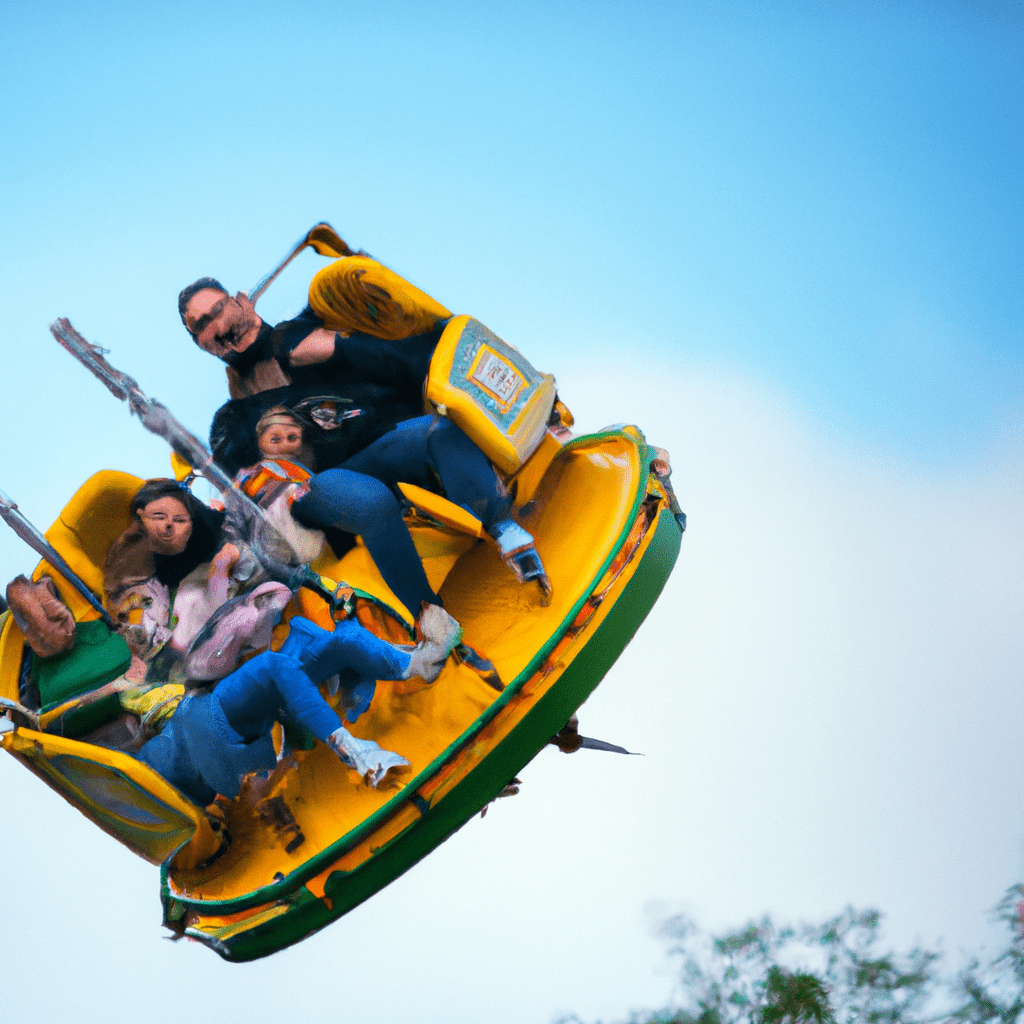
[
  {"left": 488, "top": 518, "right": 552, "bottom": 605},
  {"left": 405, "top": 604, "right": 463, "bottom": 683},
  {"left": 328, "top": 726, "right": 410, "bottom": 787}
]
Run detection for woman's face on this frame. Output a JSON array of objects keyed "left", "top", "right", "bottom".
[
  {"left": 259, "top": 422, "right": 303, "bottom": 458},
  {"left": 138, "top": 496, "right": 193, "bottom": 555}
]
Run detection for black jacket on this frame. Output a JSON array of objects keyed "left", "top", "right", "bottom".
[{"left": 209, "top": 308, "right": 447, "bottom": 476}]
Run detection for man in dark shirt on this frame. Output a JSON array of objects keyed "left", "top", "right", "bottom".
[
  {"left": 179, "top": 277, "right": 443, "bottom": 406},
  {"left": 177, "top": 274, "right": 551, "bottom": 613},
  {"left": 181, "top": 277, "right": 439, "bottom": 475}
]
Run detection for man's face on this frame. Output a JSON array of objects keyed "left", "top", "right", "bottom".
[
  {"left": 138, "top": 496, "right": 193, "bottom": 555},
  {"left": 259, "top": 422, "right": 304, "bottom": 459},
  {"left": 185, "top": 288, "right": 258, "bottom": 359}
]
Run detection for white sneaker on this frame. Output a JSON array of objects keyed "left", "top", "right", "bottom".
[
  {"left": 328, "top": 726, "right": 410, "bottom": 787},
  {"left": 488, "top": 518, "right": 552, "bottom": 605},
  {"left": 405, "top": 604, "right": 463, "bottom": 683}
]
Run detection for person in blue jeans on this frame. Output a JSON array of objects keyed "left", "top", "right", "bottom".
[
  {"left": 290, "top": 414, "right": 549, "bottom": 616},
  {"left": 138, "top": 609, "right": 459, "bottom": 806}
]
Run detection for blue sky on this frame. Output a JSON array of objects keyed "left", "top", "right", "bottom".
[
  {"left": 1, "top": 4, "right": 1021, "bottom": 1022},
  {"left": 3, "top": 1, "right": 1020, "bottom": 465}
]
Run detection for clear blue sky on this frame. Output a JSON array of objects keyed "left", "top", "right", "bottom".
[
  {"left": 0, "top": 4, "right": 1021, "bottom": 1022},
  {"left": 3, "top": 1, "right": 1020, "bottom": 466}
]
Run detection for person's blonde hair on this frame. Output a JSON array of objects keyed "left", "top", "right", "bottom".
[{"left": 255, "top": 407, "right": 303, "bottom": 439}]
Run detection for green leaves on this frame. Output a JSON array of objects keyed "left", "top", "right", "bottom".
[
  {"left": 760, "top": 967, "right": 833, "bottom": 1024},
  {"left": 570, "top": 887, "right": 1024, "bottom": 1024}
]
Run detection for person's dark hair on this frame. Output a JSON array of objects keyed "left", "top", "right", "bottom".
[
  {"left": 124, "top": 479, "right": 227, "bottom": 591},
  {"left": 130, "top": 479, "right": 204, "bottom": 520},
  {"left": 178, "top": 277, "right": 227, "bottom": 333}
]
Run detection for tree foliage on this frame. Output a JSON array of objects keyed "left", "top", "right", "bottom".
[
  {"left": 946, "top": 888, "right": 1024, "bottom": 1024},
  {"left": 560, "top": 887, "right": 1024, "bottom": 1024}
]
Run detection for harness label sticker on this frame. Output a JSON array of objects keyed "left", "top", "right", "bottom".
[{"left": 470, "top": 348, "right": 525, "bottom": 408}]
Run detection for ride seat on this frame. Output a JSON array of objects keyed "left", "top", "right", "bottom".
[
  {"left": 397, "top": 483, "right": 485, "bottom": 538},
  {"left": 0, "top": 471, "right": 142, "bottom": 730},
  {"left": 33, "top": 469, "right": 141, "bottom": 618}
]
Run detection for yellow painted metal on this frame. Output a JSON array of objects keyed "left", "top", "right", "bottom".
[
  {"left": 308, "top": 256, "right": 451, "bottom": 341},
  {"left": 506, "top": 427, "right": 568, "bottom": 505},
  {"left": 179, "top": 445, "right": 671, "bottom": 950},
  {"left": 396, "top": 483, "right": 486, "bottom": 540},
  {"left": 0, "top": 613, "right": 24, "bottom": 703},
  {"left": 169, "top": 452, "right": 194, "bottom": 482},
  {"left": 304, "top": 224, "right": 351, "bottom": 259},
  {"left": 185, "top": 900, "right": 292, "bottom": 945},
  {"left": 0, "top": 422, "right": 671, "bottom": 954},
  {"left": 425, "top": 315, "right": 558, "bottom": 475},
  {"left": 0, "top": 727, "right": 220, "bottom": 866},
  {"left": 165, "top": 431, "right": 648, "bottom": 906},
  {"left": 33, "top": 470, "right": 142, "bottom": 619}
]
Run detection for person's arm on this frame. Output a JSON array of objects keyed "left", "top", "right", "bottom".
[
  {"left": 289, "top": 327, "right": 340, "bottom": 366},
  {"left": 275, "top": 305, "right": 445, "bottom": 398},
  {"left": 210, "top": 543, "right": 240, "bottom": 575},
  {"left": 269, "top": 306, "right": 327, "bottom": 363},
  {"left": 207, "top": 543, "right": 240, "bottom": 607}
]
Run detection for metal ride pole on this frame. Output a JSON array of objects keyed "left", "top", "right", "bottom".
[
  {"left": 49, "top": 318, "right": 342, "bottom": 607},
  {"left": 0, "top": 487, "right": 114, "bottom": 627},
  {"left": 248, "top": 222, "right": 354, "bottom": 306}
]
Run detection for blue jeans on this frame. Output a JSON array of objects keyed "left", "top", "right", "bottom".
[
  {"left": 138, "top": 617, "right": 411, "bottom": 804},
  {"left": 292, "top": 416, "right": 508, "bottom": 612}
]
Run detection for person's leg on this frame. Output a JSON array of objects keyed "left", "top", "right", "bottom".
[
  {"left": 344, "top": 416, "right": 551, "bottom": 601},
  {"left": 215, "top": 648, "right": 409, "bottom": 788},
  {"left": 423, "top": 418, "right": 514, "bottom": 527},
  {"left": 280, "top": 616, "right": 410, "bottom": 685},
  {"left": 291, "top": 466, "right": 440, "bottom": 612},
  {"left": 280, "top": 614, "right": 462, "bottom": 688},
  {"left": 342, "top": 415, "right": 511, "bottom": 527},
  {"left": 215, "top": 651, "right": 342, "bottom": 745},
  {"left": 421, "top": 418, "right": 551, "bottom": 599}
]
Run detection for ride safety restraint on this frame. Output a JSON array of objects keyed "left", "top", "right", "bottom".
[{"left": 308, "top": 256, "right": 451, "bottom": 342}]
